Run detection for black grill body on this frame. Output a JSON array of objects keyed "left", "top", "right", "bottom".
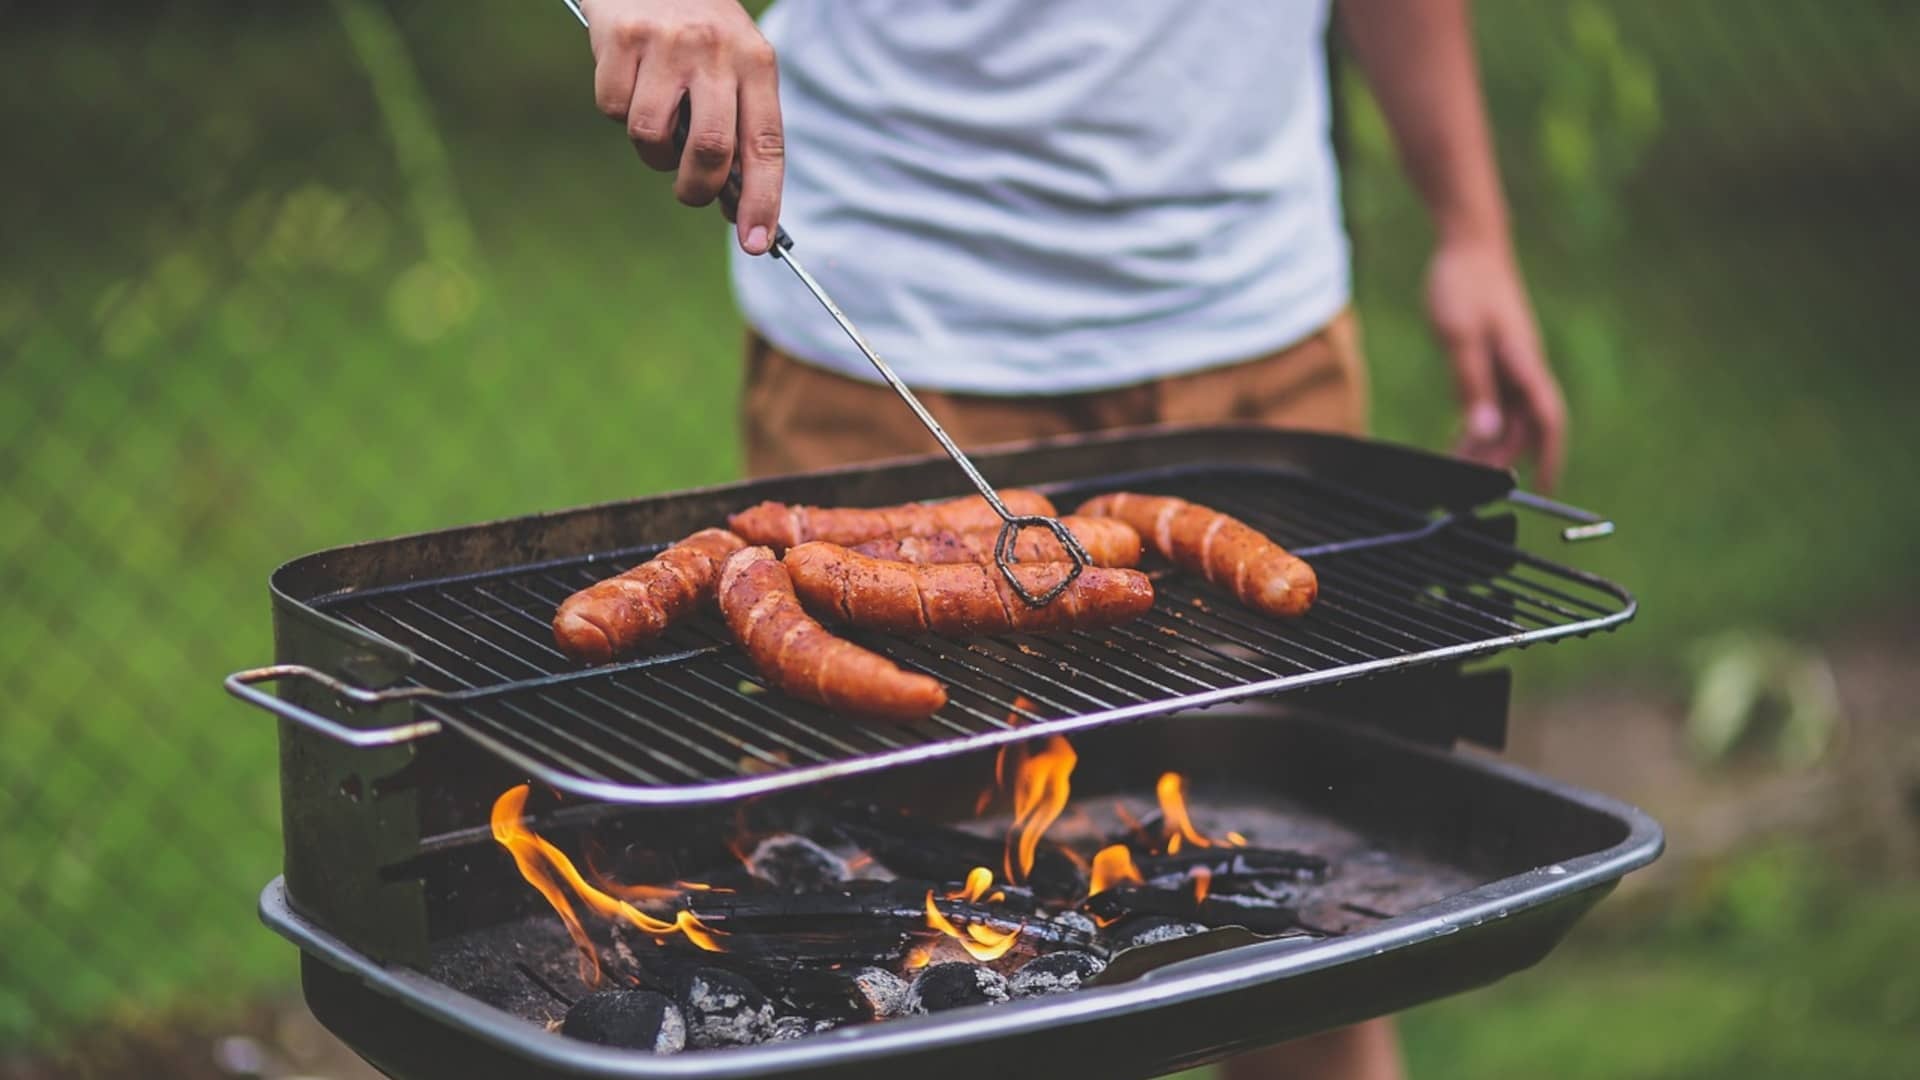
[
  {"left": 265, "top": 707, "right": 1659, "bottom": 1080},
  {"left": 238, "top": 426, "right": 1660, "bottom": 1077}
]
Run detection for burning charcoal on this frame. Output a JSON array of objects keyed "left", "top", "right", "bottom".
[
  {"left": 683, "top": 880, "right": 1101, "bottom": 955},
  {"left": 1008, "top": 951, "right": 1107, "bottom": 998},
  {"left": 745, "top": 834, "right": 851, "bottom": 893},
  {"left": 561, "top": 990, "right": 687, "bottom": 1053},
  {"left": 1190, "top": 874, "right": 1301, "bottom": 903},
  {"left": 835, "top": 807, "right": 1085, "bottom": 899},
  {"left": 688, "top": 927, "right": 911, "bottom": 966},
  {"left": 906, "top": 962, "right": 1011, "bottom": 1014},
  {"left": 1106, "top": 915, "right": 1209, "bottom": 951},
  {"left": 1046, "top": 910, "right": 1099, "bottom": 938},
  {"left": 1133, "top": 848, "right": 1328, "bottom": 884},
  {"left": 767, "top": 1015, "right": 814, "bottom": 1042},
  {"left": 852, "top": 967, "right": 911, "bottom": 1020},
  {"left": 674, "top": 968, "right": 776, "bottom": 1049},
  {"left": 1085, "top": 885, "right": 1308, "bottom": 935}
]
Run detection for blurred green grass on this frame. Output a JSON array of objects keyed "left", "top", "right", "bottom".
[
  {"left": 1397, "top": 847, "right": 1920, "bottom": 1080},
  {"left": 1, "top": 0, "right": 1916, "bottom": 1069}
]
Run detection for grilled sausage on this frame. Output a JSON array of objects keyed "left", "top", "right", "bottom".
[
  {"left": 1075, "top": 493, "right": 1317, "bottom": 617},
  {"left": 782, "top": 542, "right": 1155, "bottom": 636},
  {"left": 849, "top": 516, "right": 1143, "bottom": 568},
  {"left": 553, "top": 528, "right": 746, "bottom": 663},
  {"left": 718, "top": 546, "right": 948, "bottom": 722},
  {"left": 727, "top": 490, "right": 1059, "bottom": 550}
]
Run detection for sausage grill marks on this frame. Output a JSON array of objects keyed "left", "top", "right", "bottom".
[
  {"left": 728, "top": 491, "right": 1059, "bottom": 550},
  {"left": 1076, "top": 492, "right": 1317, "bottom": 618},
  {"left": 782, "top": 542, "right": 1156, "bottom": 637},
  {"left": 718, "top": 547, "right": 949, "bottom": 722},
  {"left": 553, "top": 528, "right": 746, "bottom": 663},
  {"left": 849, "top": 516, "right": 1143, "bottom": 568}
]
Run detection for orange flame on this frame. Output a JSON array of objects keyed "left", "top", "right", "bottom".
[
  {"left": 491, "top": 785, "right": 725, "bottom": 984},
  {"left": 1157, "top": 772, "right": 1213, "bottom": 850},
  {"left": 492, "top": 785, "right": 602, "bottom": 985},
  {"left": 1089, "top": 843, "right": 1144, "bottom": 897},
  {"left": 923, "top": 889, "right": 1022, "bottom": 961},
  {"left": 904, "top": 945, "right": 933, "bottom": 971},
  {"left": 947, "top": 866, "right": 996, "bottom": 903},
  {"left": 978, "top": 697, "right": 1038, "bottom": 815},
  {"left": 1190, "top": 866, "right": 1212, "bottom": 905},
  {"left": 1224, "top": 830, "right": 1249, "bottom": 847},
  {"left": 1002, "top": 736, "right": 1076, "bottom": 883}
]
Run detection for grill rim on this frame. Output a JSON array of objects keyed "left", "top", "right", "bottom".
[
  {"left": 240, "top": 427, "right": 1630, "bottom": 806},
  {"left": 260, "top": 711, "right": 1664, "bottom": 1078}
]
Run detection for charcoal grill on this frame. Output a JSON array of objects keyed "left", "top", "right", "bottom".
[{"left": 229, "top": 425, "right": 1661, "bottom": 1078}]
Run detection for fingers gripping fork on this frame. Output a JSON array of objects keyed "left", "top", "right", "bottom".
[{"left": 558, "top": 0, "right": 1090, "bottom": 604}]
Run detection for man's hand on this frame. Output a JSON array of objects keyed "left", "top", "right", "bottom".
[
  {"left": 583, "top": 0, "right": 784, "bottom": 254},
  {"left": 1341, "top": 0, "right": 1570, "bottom": 491},
  {"left": 1427, "top": 240, "right": 1566, "bottom": 490}
]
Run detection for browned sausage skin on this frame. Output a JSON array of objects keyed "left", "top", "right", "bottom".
[
  {"left": 718, "top": 546, "right": 948, "bottom": 722},
  {"left": 849, "top": 516, "right": 1143, "bottom": 568},
  {"left": 782, "top": 542, "right": 1155, "bottom": 636},
  {"left": 553, "top": 528, "right": 746, "bottom": 663},
  {"left": 1075, "top": 493, "right": 1317, "bottom": 617},
  {"left": 727, "top": 490, "right": 1059, "bottom": 550}
]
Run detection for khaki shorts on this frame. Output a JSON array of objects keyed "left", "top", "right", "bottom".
[{"left": 742, "top": 309, "right": 1368, "bottom": 478}]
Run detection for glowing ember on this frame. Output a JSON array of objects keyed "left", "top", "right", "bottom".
[
  {"left": 1088, "top": 843, "right": 1144, "bottom": 897},
  {"left": 490, "top": 784, "right": 725, "bottom": 985},
  {"left": 1002, "top": 736, "right": 1077, "bottom": 883},
  {"left": 923, "top": 889, "right": 1022, "bottom": 961}
]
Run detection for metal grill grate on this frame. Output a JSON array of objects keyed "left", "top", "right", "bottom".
[{"left": 309, "top": 466, "right": 1632, "bottom": 803}]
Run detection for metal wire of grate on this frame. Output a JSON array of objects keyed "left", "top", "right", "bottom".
[{"left": 308, "top": 467, "right": 1632, "bottom": 804}]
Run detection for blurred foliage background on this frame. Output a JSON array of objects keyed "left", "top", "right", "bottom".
[{"left": 2, "top": 1, "right": 1915, "bottom": 1076}]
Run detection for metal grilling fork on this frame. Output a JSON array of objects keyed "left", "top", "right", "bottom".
[{"left": 559, "top": 0, "right": 1092, "bottom": 605}]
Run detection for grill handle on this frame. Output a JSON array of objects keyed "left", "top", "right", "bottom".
[
  {"left": 225, "top": 665, "right": 444, "bottom": 747},
  {"left": 1505, "top": 489, "right": 1615, "bottom": 541}
]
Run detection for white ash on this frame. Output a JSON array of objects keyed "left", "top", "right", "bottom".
[
  {"left": 744, "top": 834, "right": 851, "bottom": 893},
  {"left": 675, "top": 969, "right": 775, "bottom": 1049},
  {"left": 1046, "top": 910, "right": 1099, "bottom": 938},
  {"left": 1112, "top": 917, "right": 1209, "bottom": 950},
  {"left": 652, "top": 1000, "right": 688, "bottom": 1052},
  {"left": 906, "top": 962, "right": 1011, "bottom": 1014},
  {"left": 1008, "top": 951, "right": 1107, "bottom": 998},
  {"left": 852, "top": 967, "right": 910, "bottom": 1020},
  {"left": 767, "top": 1015, "right": 814, "bottom": 1042}
]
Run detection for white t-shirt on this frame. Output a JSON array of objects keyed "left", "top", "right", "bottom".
[{"left": 728, "top": 0, "right": 1350, "bottom": 396}]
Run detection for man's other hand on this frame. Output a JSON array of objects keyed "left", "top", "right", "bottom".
[
  {"left": 1427, "top": 241, "right": 1566, "bottom": 491},
  {"left": 583, "top": 0, "right": 784, "bottom": 254}
]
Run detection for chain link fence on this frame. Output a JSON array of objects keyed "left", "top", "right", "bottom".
[{"left": 2, "top": 0, "right": 1915, "bottom": 1066}]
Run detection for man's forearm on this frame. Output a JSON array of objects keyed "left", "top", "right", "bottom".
[{"left": 1339, "top": 0, "right": 1511, "bottom": 249}]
